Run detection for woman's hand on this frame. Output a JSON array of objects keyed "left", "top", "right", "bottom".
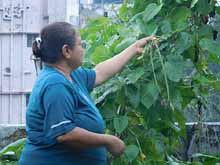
[
  {"left": 94, "top": 36, "right": 157, "bottom": 87},
  {"left": 130, "top": 36, "right": 157, "bottom": 56},
  {"left": 105, "top": 135, "right": 125, "bottom": 157}
]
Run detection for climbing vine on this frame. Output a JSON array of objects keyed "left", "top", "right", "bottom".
[{"left": 81, "top": 0, "right": 220, "bottom": 164}]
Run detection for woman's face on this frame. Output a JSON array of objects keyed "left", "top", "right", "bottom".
[{"left": 66, "top": 35, "right": 84, "bottom": 69}]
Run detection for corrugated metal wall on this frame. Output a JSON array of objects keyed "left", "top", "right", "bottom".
[
  {"left": 0, "top": 0, "right": 81, "bottom": 124},
  {"left": 0, "top": 0, "right": 46, "bottom": 124}
]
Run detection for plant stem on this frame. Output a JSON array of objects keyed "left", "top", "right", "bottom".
[
  {"left": 149, "top": 46, "right": 160, "bottom": 92},
  {"left": 154, "top": 43, "right": 170, "bottom": 101},
  {"left": 128, "top": 128, "right": 143, "bottom": 155}
]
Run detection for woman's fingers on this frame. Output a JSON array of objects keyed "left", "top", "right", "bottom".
[
  {"left": 137, "top": 36, "right": 157, "bottom": 47},
  {"left": 133, "top": 36, "right": 158, "bottom": 55},
  {"left": 137, "top": 47, "right": 144, "bottom": 54}
]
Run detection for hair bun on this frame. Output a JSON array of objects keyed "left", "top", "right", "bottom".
[{"left": 32, "top": 37, "right": 42, "bottom": 58}]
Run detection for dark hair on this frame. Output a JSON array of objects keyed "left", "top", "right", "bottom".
[{"left": 32, "top": 22, "right": 76, "bottom": 63}]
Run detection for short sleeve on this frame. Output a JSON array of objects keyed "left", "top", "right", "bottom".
[
  {"left": 77, "top": 68, "right": 96, "bottom": 92},
  {"left": 42, "top": 83, "right": 77, "bottom": 145}
]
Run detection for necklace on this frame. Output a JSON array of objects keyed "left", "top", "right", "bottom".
[{"left": 53, "top": 66, "right": 73, "bottom": 83}]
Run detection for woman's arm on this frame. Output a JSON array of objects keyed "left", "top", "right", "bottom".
[
  {"left": 94, "top": 36, "right": 156, "bottom": 86},
  {"left": 56, "top": 127, "right": 124, "bottom": 156}
]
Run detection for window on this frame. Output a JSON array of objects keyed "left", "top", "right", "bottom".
[
  {"left": 93, "top": 0, "right": 123, "bottom": 4},
  {"left": 27, "top": 34, "right": 39, "bottom": 47},
  {"left": 26, "top": 93, "right": 31, "bottom": 106}
]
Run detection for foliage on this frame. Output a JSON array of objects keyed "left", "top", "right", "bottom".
[
  {"left": 0, "top": 138, "right": 26, "bottom": 165},
  {"left": 1, "top": 1, "right": 220, "bottom": 164},
  {"left": 192, "top": 153, "right": 220, "bottom": 164},
  {"left": 81, "top": 0, "right": 220, "bottom": 164}
]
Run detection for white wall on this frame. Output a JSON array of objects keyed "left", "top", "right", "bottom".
[
  {"left": 0, "top": 0, "right": 81, "bottom": 124},
  {"left": 48, "top": 0, "right": 80, "bottom": 25},
  {"left": 0, "top": 0, "right": 44, "bottom": 124}
]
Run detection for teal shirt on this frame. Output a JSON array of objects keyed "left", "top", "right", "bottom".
[{"left": 19, "top": 65, "right": 107, "bottom": 165}]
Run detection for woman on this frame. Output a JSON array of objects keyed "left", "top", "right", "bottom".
[{"left": 19, "top": 22, "right": 155, "bottom": 165}]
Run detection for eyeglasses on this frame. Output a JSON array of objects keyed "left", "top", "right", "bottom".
[{"left": 81, "top": 40, "right": 87, "bottom": 49}]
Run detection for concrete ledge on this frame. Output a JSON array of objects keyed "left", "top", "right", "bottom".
[
  {"left": 0, "top": 123, "right": 219, "bottom": 161},
  {"left": 0, "top": 124, "right": 26, "bottom": 150}
]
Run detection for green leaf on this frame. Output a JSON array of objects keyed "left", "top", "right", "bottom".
[
  {"left": 113, "top": 116, "right": 129, "bottom": 134},
  {"left": 82, "top": 17, "right": 110, "bottom": 35},
  {"left": 176, "top": 0, "right": 190, "bottom": 4},
  {"left": 125, "top": 85, "right": 140, "bottom": 108},
  {"left": 101, "top": 102, "right": 117, "bottom": 119},
  {"left": 0, "top": 138, "right": 26, "bottom": 162},
  {"left": 141, "top": 83, "right": 159, "bottom": 109},
  {"left": 91, "top": 45, "right": 112, "bottom": 64},
  {"left": 216, "top": 6, "right": 220, "bottom": 15},
  {"left": 124, "top": 145, "right": 139, "bottom": 162},
  {"left": 129, "top": 12, "right": 144, "bottom": 23},
  {"left": 143, "top": 3, "right": 163, "bottom": 23},
  {"left": 170, "top": 7, "right": 191, "bottom": 22},
  {"left": 173, "top": 109, "right": 186, "bottom": 136},
  {"left": 154, "top": 139, "right": 165, "bottom": 155},
  {"left": 137, "top": 19, "right": 158, "bottom": 36},
  {"left": 85, "top": 17, "right": 109, "bottom": 28},
  {"left": 170, "top": 88, "right": 183, "bottom": 110},
  {"left": 170, "top": 7, "right": 191, "bottom": 32},
  {"left": 164, "top": 55, "right": 192, "bottom": 82},
  {"left": 119, "top": 3, "right": 130, "bottom": 22},
  {"left": 209, "top": 80, "right": 220, "bottom": 91},
  {"left": 107, "top": 35, "right": 120, "bottom": 47},
  {"left": 196, "top": 0, "right": 213, "bottom": 15},
  {"left": 0, "top": 138, "right": 26, "bottom": 156},
  {"left": 144, "top": 20, "right": 158, "bottom": 36},
  {"left": 175, "top": 32, "right": 193, "bottom": 54},
  {"left": 117, "top": 26, "right": 137, "bottom": 38},
  {"left": 114, "top": 37, "right": 136, "bottom": 53},
  {"left": 192, "top": 153, "right": 220, "bottom": 161},
  {"left": 198, "top": 25, "right": 213, "bottom": 39},
  {"left": 132, "top": 0, "right": 149, "bottom": 15},
  {"left": 190, "top": 0, "right": 199, "bottom": 8},
  {"left": 126, "top": 67, "right": 145, "bottom": 84},
  {"left": 194, "top": 74, "right": 210, "bottom": 85},
  {"left": 160, "top": 20, "right": 172, "bottom": 34},
  {"left": 199, "top": 38, "right": 220, "bottom": 57}
]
